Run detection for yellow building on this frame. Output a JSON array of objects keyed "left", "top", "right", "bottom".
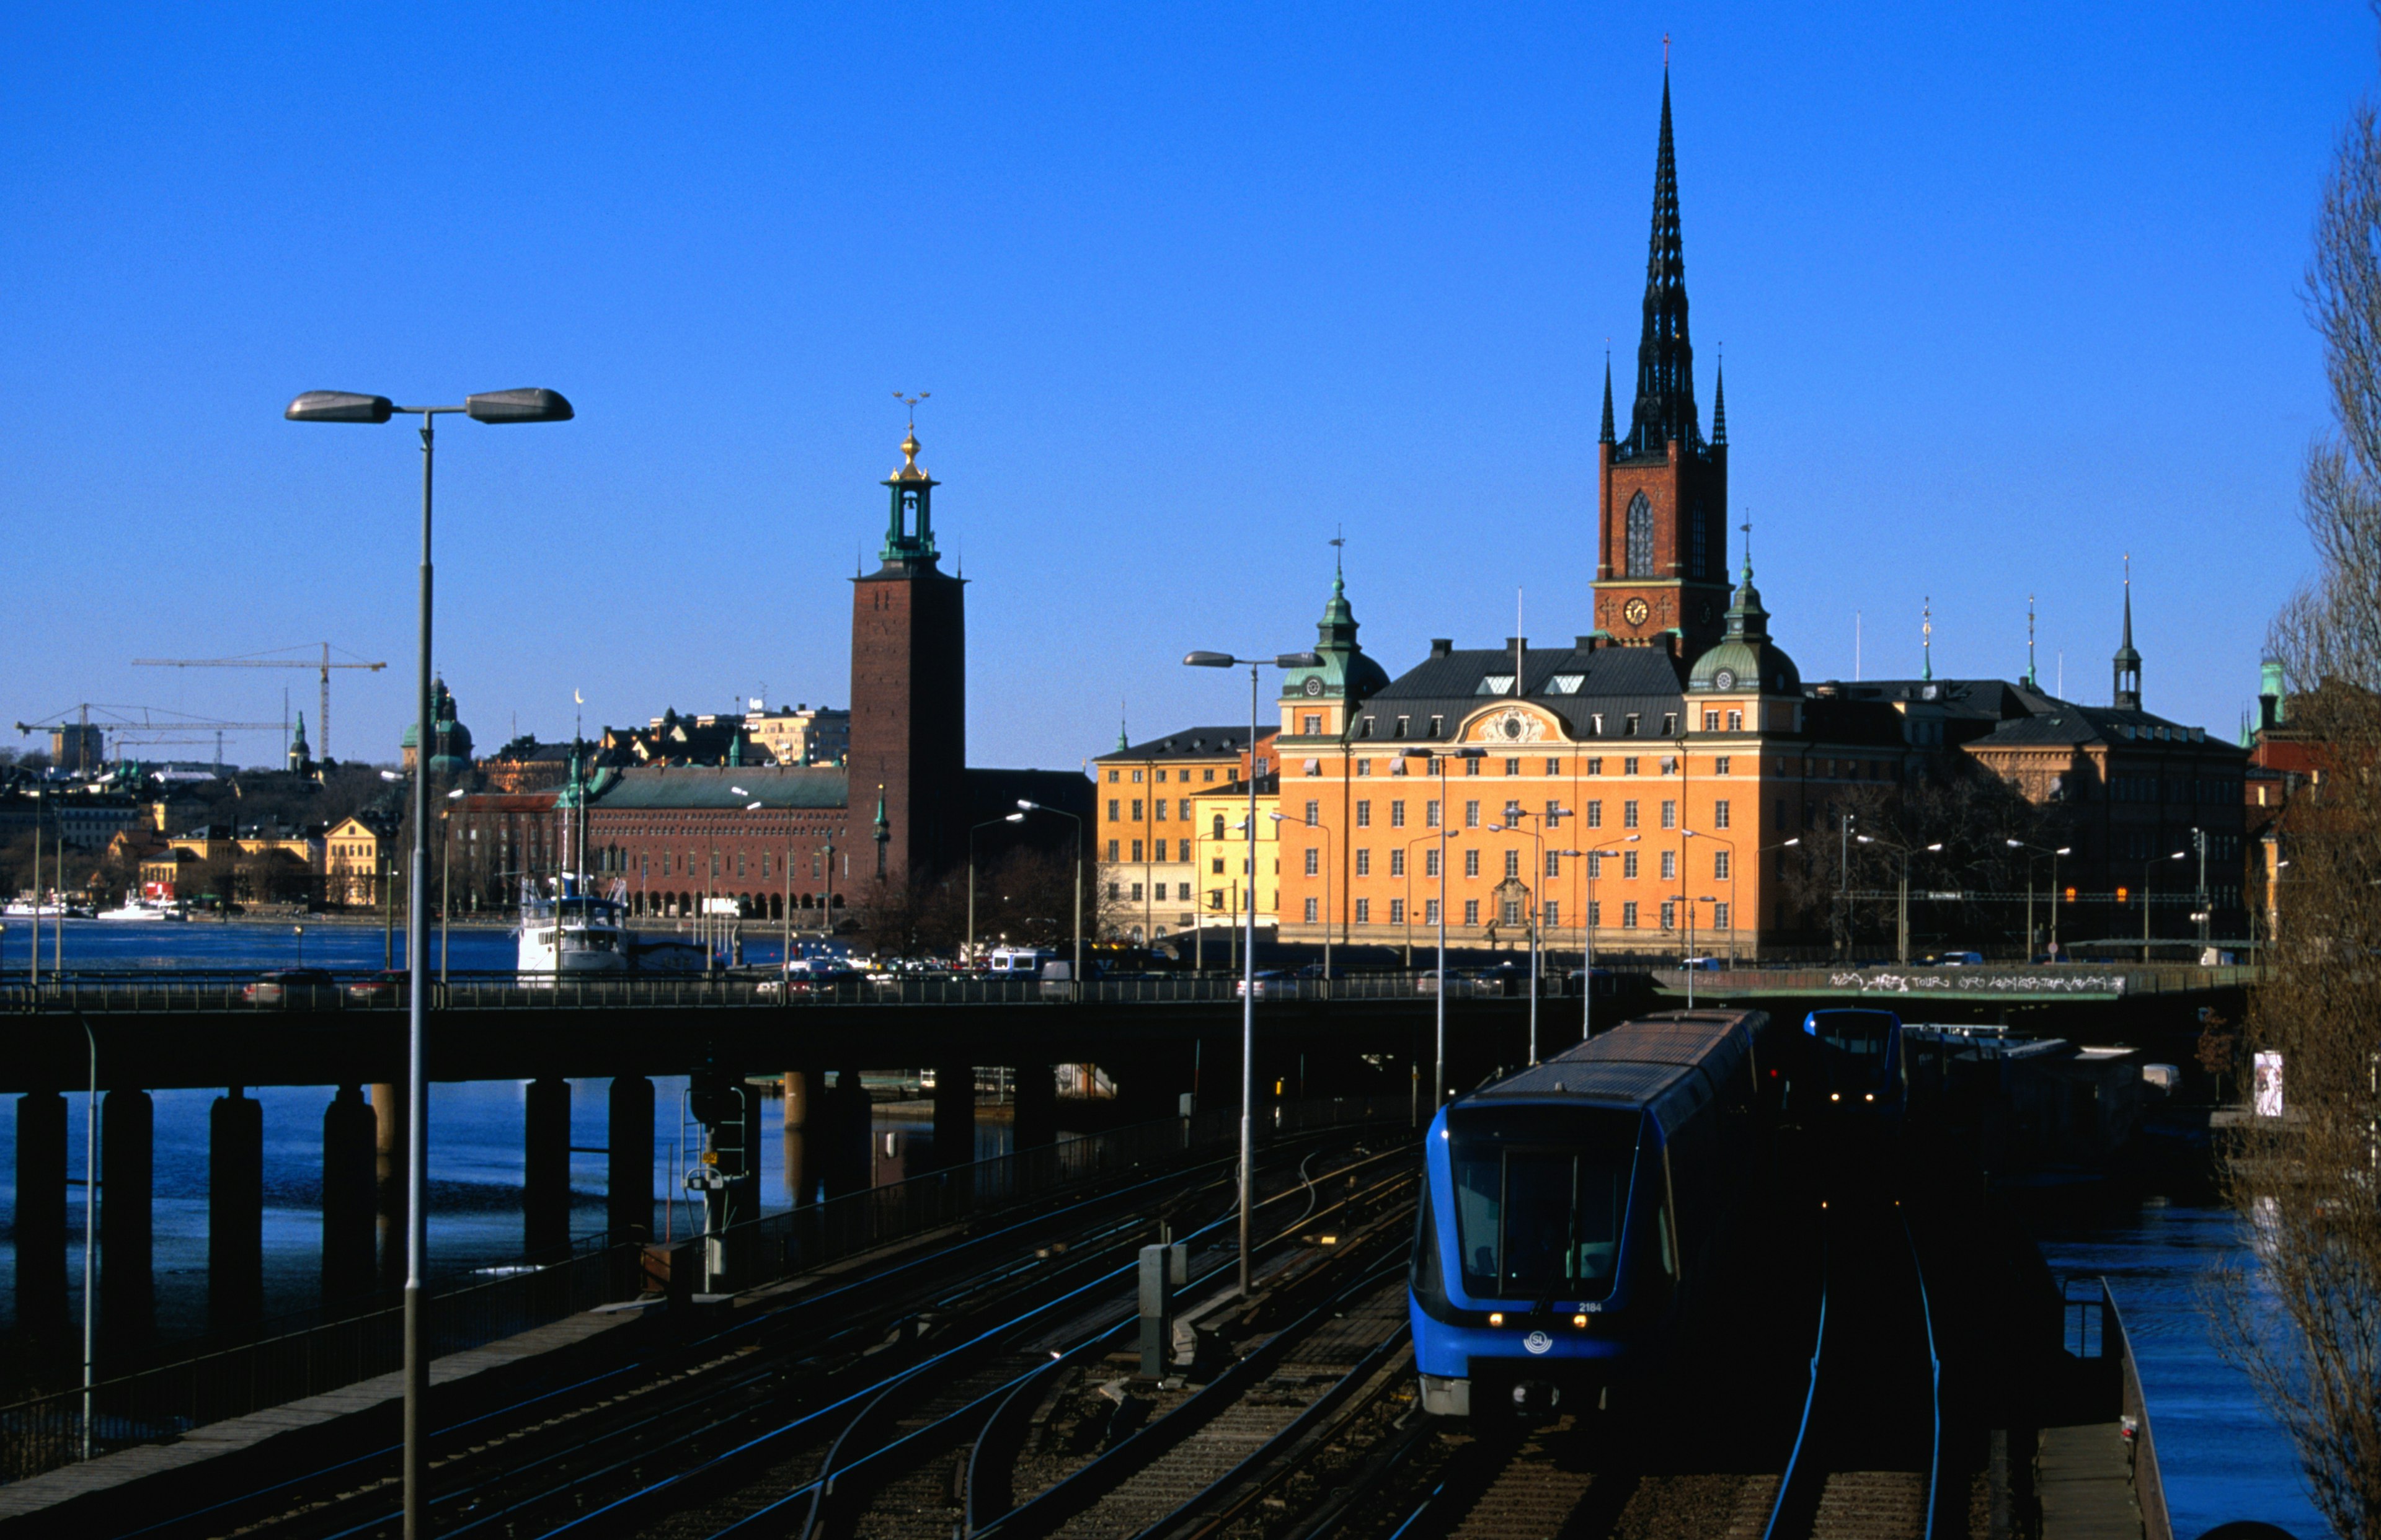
[
  {"left": 1091, "top": 727, "right": 1270, "bottom": 944},
  {"left": 322, "top": 814, "right": 394, "bottom": 908},
  {"left": 1186, "top": 771, "right": 1280, "bottom": 939}
]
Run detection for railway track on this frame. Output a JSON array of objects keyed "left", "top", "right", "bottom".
[{"left": 135, "top": 1126, "right": 1405, "bottom": 1540}]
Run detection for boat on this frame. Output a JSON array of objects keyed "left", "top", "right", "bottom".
[
  {"left": 516, "top": 874, "right": 708, "bottom": 981},
  {"left": 94, "top": 890, "right": 188, "bottom": 922}
]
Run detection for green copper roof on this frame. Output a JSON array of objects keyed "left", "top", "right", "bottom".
[
  {"left": 1687, "top": 558, "right": 1800, "bottom": 695},
  {"left": 1280, "top": 571, "right": 1390, "bottom": 705}
]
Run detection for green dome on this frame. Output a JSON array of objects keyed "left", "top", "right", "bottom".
[
  {"left": 402, "top": 676, "right": 474, "bottom": 770},
  {"left": 1688, "top": 565, "right": 1801, "bottom": 696},
  {"left": 1280, "top": 572, "right": 1390, "bottom": 705}
]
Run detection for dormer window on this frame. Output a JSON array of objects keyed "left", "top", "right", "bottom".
[
  {"left": 1358, "top": 716, "right": 1374, "bottom": 738},
  {"left": 1623, "top": 714, "right": 1641, "bottom": 737},
  {"left": 1478, "top": 675, "right": 1515, "bottom": 695},
  {"left": 1662, "top": 714, "right": 1678, "bottom": 737},
  {"left": 1590, "top": 713, "right": 1605, "bottom": 736},
  {"left": 1548, "top": 673, "right": 1585, "bottom": 695},
  {"left": 1429, "top": 715, "right": 1444, "bottom": 737},
  {"left": 1395, "top": 715, "right": 1411, "bottom": 738}
]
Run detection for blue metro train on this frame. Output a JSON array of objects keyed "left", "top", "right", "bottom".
[
  {"left": 1409, "top": 1009, "right": 1775, "bottom": 1417},
  {"left": 1798, "top": 1007, "right": 1909, "bottom": 1126}
]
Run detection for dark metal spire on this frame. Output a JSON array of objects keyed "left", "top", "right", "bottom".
[
  {"left": 1710, "top": 354, "right": 1727, "bottom": 446},
  {"left": 1620, "top": 71, "right": 1699, "bottom": 459},
  {"left": 1599, "top": 351, "right": 1616, "bottom": 445},
  {"left": 2113, "top": 556, "right": 2142, "bottom": 709}
]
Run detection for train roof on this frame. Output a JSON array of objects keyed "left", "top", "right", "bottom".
[{"left": 1461, "top": 1009, "right": 1767, "bottom": 1138}]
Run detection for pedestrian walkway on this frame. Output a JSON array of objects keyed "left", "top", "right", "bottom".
[{"left": 2039, "top": 1420, "right": 2145, "bottom": 1539}]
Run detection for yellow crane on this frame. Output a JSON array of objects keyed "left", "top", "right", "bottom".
[{"left": 133, "top": 644, "right": 387, "bottom": 761}]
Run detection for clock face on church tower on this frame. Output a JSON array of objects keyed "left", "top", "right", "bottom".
[{"left": 1622, "top": 597, "right": 1651, "bottom": 627}]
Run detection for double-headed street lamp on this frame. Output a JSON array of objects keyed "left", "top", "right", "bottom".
[
  {"left": 1680, "top": 828, "right": 1737, "bottom": 972},
  {"left": 2005, "top": 838, "right": 2072, "bottom": 959},
  {"left": 287, "top": 384, "right": 572, "bottom": 1540},
  {"left": 1854, "top": 833, "right": 1943, "bottom": 964},
  {"left": 1580, "top": 834, "right": 1639, "bottom": 1040},
  {"left": 1398, "top": 746, "right": 1488, "bottom": 1110},
  {"left": 1182, "top": 648, "right": 1318, "bottom": 1299},
  {"left": 1268, "top": 810, "right": 1333, "bottom": 988},
  {"left": 1016, "top": 799, "right": 1083, "bottom": 991},
  {"left": 968, "top": 813, "right": 1027, "bottom": 968},
  {"left": 1487, "top": 808, "right": 1571, "bottom": 1066}
]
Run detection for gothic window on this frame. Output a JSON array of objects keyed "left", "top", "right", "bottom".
[
  {"left": 1625, "top": 493, "right": 1654, "bottom": 577},
  {"left": 1692, "top": 500, "right": 1707, "bottom": 577}
]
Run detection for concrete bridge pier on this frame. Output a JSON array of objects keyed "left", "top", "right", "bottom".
[
  {"left": 525, "top": 1077, "right": 572, "bottom": 1256},
  {"left": 826, "top": 1069, "right": 871, "bottom": 1200},
  {"left": 608, "top": 1075, "right": 654, "bottom": 1243},
  {"left": 100, "top": 1087, "right": 153, "bottom": 1350},
  {"left": 779, "top": 1069, "right": 815, "bottom": 1207},
  {"left": 1011, "top": 1063, "right": 1055, "bottom": 1151},
  {"left": 933, "top": 1062, "right": 975, "bottom": 1169},
  {"left": 207, "top": 1087, "right": 264, "bottom": 1331},
  {"left": 370, "top": 1082, "right": 406, "bottom": 1290},
  {"left": 12, "top": 1090, "right": 68, "bottom": 1332},
  {"left": 321, "top": 1086, "right": 376, "bottom": 1304}
]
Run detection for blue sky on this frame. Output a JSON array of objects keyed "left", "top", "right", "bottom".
[{"left": 3, "top": 4, "right": 2372, "bottom": 771}]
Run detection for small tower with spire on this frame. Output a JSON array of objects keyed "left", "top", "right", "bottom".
[
  {"left": 2113, "top": 558, "right": 2143, "bottom": 710},
  {"left": 2024, "top": 595, "right": 2040, "bottom": 691},
  {"left": 286, "top": 711, "right": 313, "bottom": 775},
  {"left": 1922, "top": 599, "right": 1935, "bottom": 683},
  {"left": 1592, "top": 63, "right": 1731, "bottom": 658}
]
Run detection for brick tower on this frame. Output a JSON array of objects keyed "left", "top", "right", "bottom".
[
  {"left": 1591, "top": 71, "right": 1730, "bottom": 658},
  {"left": 849, "top": 425, "right": 967, "bottom": 885}
]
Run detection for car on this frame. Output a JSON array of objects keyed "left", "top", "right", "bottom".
[
  {"left": 1935, "top": 950, "right": 1985, "bottom": 967},
  {"left": 244, "top": 968, "right": 337, "bottom": 1008},
  {"left": 770, "top": 967, "right": 863, "bottom": 996},
  {"left": 1235, "top": 968, "right": 1295, "bottom": 999},
  {"left": 344, "top": 970, "right": 407, "bottom": 1006},
  {"left": 1680, "top": 955, "right": 1724, "bottom": 971}
]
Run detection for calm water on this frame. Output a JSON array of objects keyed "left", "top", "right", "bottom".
[
  {"left": 2033, "top": 1191, "right": 2329, "bottom": 1539},
  {"left": 0, "top": 919, "right": 1001, "bottom": 1348}
]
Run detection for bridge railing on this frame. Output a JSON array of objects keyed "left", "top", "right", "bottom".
[{"left": 0, "top": 1093, "right": 1409, "bottom": 1485}]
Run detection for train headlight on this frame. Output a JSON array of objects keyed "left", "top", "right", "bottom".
[
  {"left": 1865, "top": 1093, "right": 1875, "bottom": 1102},
  {"left": 1572, "top": 1314, "right": 1589, "bottom": 1329},
  {"left": 1488, "top": 1312, "right": 1505, "bottom": 1327},
  {"left": 1829, "top": 1092, "right": 1841, "bottom": 1102}
]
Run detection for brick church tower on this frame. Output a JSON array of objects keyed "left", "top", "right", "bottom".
[
  {"left": 849, "top": 426, "right": 967, "bottom": 885},
  {"left": 1591, "top": 71, "right": 1730, "bottom": 659}
]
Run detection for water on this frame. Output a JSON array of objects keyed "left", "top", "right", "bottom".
[
  {"left": 0, "top": 918, "right": 1004, "bottom": 1356},
  {"left": 2032, "top": 1190, "right": 2330, "bottom": 1539}
]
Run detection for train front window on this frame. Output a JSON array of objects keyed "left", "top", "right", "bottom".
[
  {"left": 1447, "top": 1106, "right": 1641, "bottom": 1303},
  {"left": 1807, "top": 1010, "right": 1895, "bottom": 1091}
]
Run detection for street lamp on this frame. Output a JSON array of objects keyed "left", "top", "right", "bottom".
[
  {"left": 1680, "top": 828, "right": 1738, "bottom": 971},
  {"left": 2005, "top": 838, "right": 2072, "bottom": 960},
  {"left": 441, "top": 786, "right": 465, "bottom": 983},
  {"left": 287, "top": 383, "right": 572, "bottom": 1540},
  {"left": 1488, "top": 813, "right": 1566, "bottom": 1065},
  {"left": 1183, "top": 647, "right": 1318, "bottom": 1299},
  {"left": 1399, "top": 746, "right": 1489, "bottom": 1112},
  {"left": 1855, "top": 834, "right": 1943, "bottom": 964},
  {"left": 1270, "top": 810, "right": 1334, "bottom": 990},
  {"left": 293, "top": 923, "right": 306, "bottom": 968},
  {"left": 967, "top": 813, "right": 1026, "bottom": 970},
  {"left": 1016, "top": 799, "right": 1083, "bottom": 993},
  {"left": 1579, "top": 834, "right": 1639, "bottom": 1040}
]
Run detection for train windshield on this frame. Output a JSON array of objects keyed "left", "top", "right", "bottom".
[
  {"left": 1806, "top": 1010, "right": 1897, "bottom": 1091},
  {"left": 1446, "top": 1105, "right": 1642, "bottom": 1303}
]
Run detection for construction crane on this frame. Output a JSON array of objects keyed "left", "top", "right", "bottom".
[
  {"left": 133, "top": 644, "right": 387, "bottom": 761},
  {"left": 14, "top": 706, "right": 292, "bottom": 772}
]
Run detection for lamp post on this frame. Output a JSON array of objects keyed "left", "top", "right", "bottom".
[
  {"left": 2005, "top": 838, "right": 2072, "bottom": 960},
  {"left": 1398, "top": 829, "right": 1442, "bottom": 969},
  {"left": 287, "top": 383, "right": 572, "bottom": 1540},
  {"left": 967, "top": 814, "right": 1026, "bottom": 970},
  {"left": 2190, "top": 826, "right": 2211, "bottom": 950},
  {"left": 1683, "top": 895, "right": 1719, "bottom": 1007},
  {"left": 1579, "top": 834, "right": 1639, "bottom": 1040},
  {"left": 1855, "top": 833, "right": 1943, "bottom": 964},
  {"left": 1183, "top": 648, "right": 1319, "bottom": 1299},
  {"left": 293, "top": 923, "right": 306, "bottom": 968},
  {"left": 1487, "top": 815, "right": 1559, "bottom": 1064},
  {"left": 731, "top": 790, "right": 786, "bottom": 965},
  {"left": 1399, "top": 746, "right": 1488, "bottom": 1109},
  {"left": 1016, "top": 800, "right": 1083, "bottom": 992},
  {"left": 1270, "top": 810, "right": 1333, "bottom": 990},
  {"left": 1680, "top": 828, "right": 1738, "bottom": 973},
  {"left": 440, "top": 787, "right": 464, "bottom": 984}
]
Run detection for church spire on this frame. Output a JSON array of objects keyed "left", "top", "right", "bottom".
[
  {"left": 1922, "top": 598, "right": 1935, "bottom": 683},
  {"left": 1599, "top": 351, "right": 1616, "bottom": 445},
  {"left": 1710, "top": 353, "right": 1727, "bottom": 446},
  {"left": 1619, "top": 69, "right": 1699, "bottom": 460},
  {"left": 2113, "top": 556, "right": 2143, "bottom": 709}
]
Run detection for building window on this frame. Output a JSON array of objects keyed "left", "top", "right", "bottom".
[
  {"left": 1703, "top": 710, "right": 1719, "bottom": 732},
  {"left": 1464, "top": 757, "right": 1481, "bottom": 776},
  {"left": 1358, "top": 717, "right": 1373, "bottom": 738},
  {"left": 1465, "top": 800, "right": 1481, "bottom": 828},
  {"left": 1622, "top": 901, "right": 1638, "bottom": 929},
  {"left": 1426, "top": 800, "right": 1441, "bottom": 828},
  {"left": 1713, "top": 901, "right": 1730, "bottom": 930},
  {"left": 1305, "top": 847, "right": 1319, "bottom": 877},
  {"left": 1305, "top": 799, "right": 1320, "bottom": 825},
  {"left": 1390, "top": 898, "right": 1406, "bottom": 924},
  {"left": 1303, "top": 714, "right": 1321, "bottom": 735},
  {"left": 1504, "top": 799, "right": 1523, "bottom": 823},
  {"left": 1714, "top": 849, "right": 1731, "bottom": 880},
  {"left": 1545, "top": 758, "right": 1561, "bottom": 775},
  {"left": 1623, "top": 851, "right": 1639, "bottom": 879},
  {"left": 1545, "top": 899, "right": 1560, "bottom": 927},
  {"left": 1131, "top": 840, "right": 1144, "bottom": 862},
  {"left": 1108, "top": 770, "right": 1119, "bottom": 783},
  {"left": 1546, "top": 849, "right": 1561, "bottom": 878},
  {"left": 1660, "top": 849, "right": 1677, "bottom": 880},
  {"left": 1179, "top": 799, "right": 1192, "bottom": 820},
  {"left": 1727, "top": 710, "right": 1743, "bottom": 732},
  {"left": 1625, "top": 492, "right": 1654, "bottom": 577},
  {"left": 1715, "top": 756, "right": 1731, "bottom": 776},
  {"left": 1130, "top": 882, "right": 1144, "bottom": 900},
  {"left": 1396, "top": 716, "right": 1411, "bottom": 737},
  {"left": 1714, "top": 799, "right": 1731, "bottom": 830},
  {"left": 1588, "top": 900, "right": 1601, "bottom": 927},
  {"left": 1130, "top": 799, "right": 1143, "bottom": 820},
  {"left": 1108, "top": 882, "right": 1121, "bottom": 899},
  {"left": 1390, "top": 800, "right": 1406, "bottom": 828},
  {"left": 1464, "top": 849, "right": 1481, "bottom": 878},
  {"left": 1355, "top": 898, "right": 1371, "bottom": 924},
  {"left": 1623, "top": 800, "right": 1640, "bottom": 828},
  {"left": 1107, "top": 799, "right": 1119, "bottom": 821},
  {"left": 1590, "top": 714, "right": 1605, "bottom": 737},
  {"left": 1587, "top": 852, "right": 1605, "bottom": 879},
  {"left": 1212, "top": 814, "right": 1226, "bottom": 839},
  {"left": 1587, "top": 801, "right": 1603, "bottom": 828},
  {"left": 1390, "top": 848, "right": 1405, "bottom": 877},
  {"left": 1304, "top": 896, "right": 1319, "bottom": 923},
  {"left": 1107, "top": 840, "right": 1119, "bottom": 861},
  {"left": 1660, "top": 900, "right": 1677, "bottom": 930},
  {"left": 1357, "top": 758, "right": 1371, "bottom": 776},
  {"left": 1179, "top": 882, "right": 1193, "bottom": 901},
  {"left": 1204, "top": 769, "right": 1216, "bottom": 782},
  {"left": 1356, "top": 800, "right": 1372, "bottom": 828},
  {"left": 1623, "top": 756, "right": 1640, "bottom": 776},
  {"left": 1131, "top": 769, "right": 1143, "bottom": 782},
  {"left": 1624, "top": 714, "right": 1641, "bottom": 737},
  {"left": 1464, "top": 899, "right": 1481, "bottom": 927},
  {"left": 1661, "top": 800, "right": 1677, "bottom": 830},
  {"left": 1662, "top": 714, "right": 1678, "bottom": 737},
  {"left": 1355, "top": 849, "right": 1372, "bottom": 877},
  {"left": 1500, "top": 849, "right": 1518, "bottom": 878},
  {"left": 1212, "top": 857, "right": 1226, "bottom": 875},
  {"left": 1501, "top": 757, "right": 1518, "bottom": 776},
  {"left": 1426, "top": 898, "right": 1441, "bottom": 926},
  {"left": 1156, "top": 799, "right": 1168, "bottom": 821},
  {"left": 1426, "top": 849, "right": 1441, "bottom": 878}
]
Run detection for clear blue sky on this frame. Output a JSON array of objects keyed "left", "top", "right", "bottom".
[{"left": 4, "top": 4, "right": 2372, "bottom": 771}]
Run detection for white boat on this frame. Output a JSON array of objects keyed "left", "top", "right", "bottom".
[
  {"left": 517, "top": 875, "right": 707, "bottom": 981},
  {"left": 94, "top": 891, "right": 188, "bottom": 922}
]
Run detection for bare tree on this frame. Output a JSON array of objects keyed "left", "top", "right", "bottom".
[{"left": 2206, "top": 94, "right": 2381, "bottom": 1540}]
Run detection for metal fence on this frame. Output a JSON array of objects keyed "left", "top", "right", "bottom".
[{"left": 0, "top": 1094, "right": 1408, "bottom": 1485}]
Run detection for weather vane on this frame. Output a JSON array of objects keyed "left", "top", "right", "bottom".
[
  {"left": 1329, "top": 525, "right": 1346, "bottom": 575},
  {"left": 893, "top": 391, "right": 929, "bottom": 428}
]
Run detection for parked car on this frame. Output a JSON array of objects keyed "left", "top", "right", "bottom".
[
  {"left": 344, "top": 970, "right": 407, "bottom": 1006},
  {"left": 1934, "top": 950, "right": 1985, "bottom": 967},
  {"left": 763, "top": 966, "right": 863, "bottom": 997},
  {"left": 1680, "top": 955, "right": 1724, "bottom": 971},
  {"left": 1235, "top": 968, "right": 1295, "bottom": 999},
  {"left": 244, "top": 968, "right": 337, "bottom": 1008}
]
